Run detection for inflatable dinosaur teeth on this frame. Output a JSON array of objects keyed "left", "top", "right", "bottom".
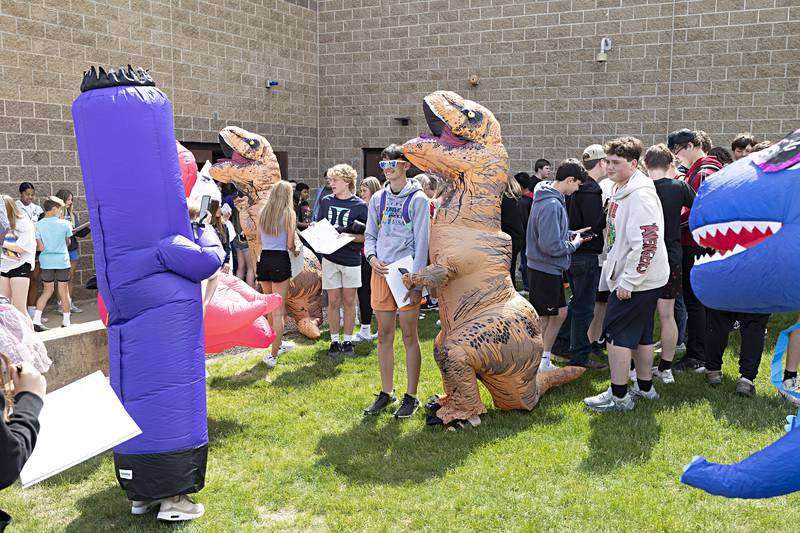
[
  {"left": 209, "top": 126, "right": 323, "bottom": 339},
  {"left": 689, "top": 128, "right": 800, "bottom": 314}
]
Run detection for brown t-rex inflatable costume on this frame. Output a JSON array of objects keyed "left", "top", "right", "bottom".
[
  {"left": 402, "top": 91, "right": 584, "bottom": 427},
  {"left": 209, "top": 126, "right": 322, "bottom": 339}
]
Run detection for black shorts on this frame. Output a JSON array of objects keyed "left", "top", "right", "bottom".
[
  {"left": 528, "top": 268, "right": 566, "bottom": 316},
  {"left": 602, "top": 287, "right": 661, "bottom": 349},
  {"left": 41, "top": 267, "right": 70, "bottom": 283},
  {"left": 659, "top": 264, "right": 683, "bottom": 300},
  {"left": 1, "top": 263, "right": 32, "bottom": 279},
  {"left": 596, "top": 290, "right": 610, "bottom": 303},
  {"left": 256, "top": 250, "right": 291, "bottom": 283}
]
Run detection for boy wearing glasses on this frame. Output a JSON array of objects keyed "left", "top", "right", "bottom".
[
  {"left": 363, "top": 144, "right": 430, "bottom": 418},
  {"left": 584, "top": 137, "right": 669, "bottom": 412},
  {"left": 666, "top": 129, "right": 722, "bottom": 373}
]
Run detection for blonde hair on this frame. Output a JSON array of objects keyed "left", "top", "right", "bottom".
[
  {"left": 1, "top": 353, "right": 13, "bottom": 422},
  {"left": 187, "top": 199, "right": 200, "bottom": 221},
  {"left": 415, "top": 173, "right": 431, "bottom": 190},
  {"left": 361, "top": 176, "right": 381, "bottom": 196},
  {"left": 2, "top": 195, "right": 20, "bottom": 230},
  {"left": 327, "top": 164, "right": 357, "bottom": 193},
  {"left": 259, "top": 181, "right": 295, "bottom": 236},
  {"left": 505, "top": 176, "right": 521, "bottom": 199}
]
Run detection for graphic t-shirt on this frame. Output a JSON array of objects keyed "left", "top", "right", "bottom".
[
  {"left": 315, "top": 194, "right": 368, "bottom": 266},
  {"left": 35, "top": 217, "right": 72, "bottom": 270}
]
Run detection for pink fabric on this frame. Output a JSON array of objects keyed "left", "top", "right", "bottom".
[{"left": 0, "top": 303, "right": 51, "bottom": 372}]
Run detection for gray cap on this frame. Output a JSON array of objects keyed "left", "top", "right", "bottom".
[{"left": 582, "top": 144, "right": 605, "bottom": 161}]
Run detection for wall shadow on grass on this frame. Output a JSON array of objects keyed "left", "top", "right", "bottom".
[
  {"left": 270, "top": 349, "right": 343, "bottom": 389},
  {"left": 208, "top": 360, "right": 268, "bottom": 391},
  {"left": 208, "top": 417, "right": 248, "bottom": 448},
  {"left": 315, "top": 384, "right": 571, "bottom": 485}
]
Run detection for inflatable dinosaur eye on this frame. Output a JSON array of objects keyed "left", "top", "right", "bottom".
[
  {"left": 462, "top": 108, "right": 482, "bottom": 123},
  {"left": 247, "top": 138, "right": 261, "bottom": 150}
]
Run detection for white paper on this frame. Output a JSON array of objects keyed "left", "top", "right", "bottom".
[
  {"left": 385, "top": 255, "right": 415, "bottom": 308},
  {"left": 299, "top": 218, "right": 354, "bottom": 255},
  {"left": 290, "top": 245, "right": 306, "bottom": 279},
  {"left": 20, "top": 371, "right": 142, "bottom": 488}
]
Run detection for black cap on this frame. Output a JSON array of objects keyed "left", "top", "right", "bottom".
[{"left": 667, "top": 128, "right": 694, "bottom": 149}]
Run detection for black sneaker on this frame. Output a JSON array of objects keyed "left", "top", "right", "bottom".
[
  {"left": 328, "top": 341, "right": 342, "bottom": 356},
  {"left": 363, "top": 391, "right": 397, "bottom": 415},
  {"left": 34, "top": 323, "right": 49, "bottom": 332},
  {"left": 673, "top": 356, "right": 706, "bottom": 373},
  {"left": 590, "top": 341, "right": 606, "bottom": 358},
  {"left": 421, "top": 300, "right": 438, "bottom": 311},
  {"left": 393, "top": 393, "right": 420, "bottom": 419},
  {"left": 341, "top": 341, "right": 355, "bottom": 356}
]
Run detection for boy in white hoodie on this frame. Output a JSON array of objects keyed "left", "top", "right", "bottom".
[{"left": 584, "top": 137, "right": 669, "bottom": 412}]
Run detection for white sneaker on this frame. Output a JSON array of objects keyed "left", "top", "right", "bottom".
[
  {"left": 131, "top": 499, "right": 160, "bottom": 515},
  {"left": 653, "top": 341, "right": 663, "bottom": 353},
  {"left": 584, "top": 387, "right": 635, "bottom": 412},
  {"left": 675, "top": 343, "right": 687, "bottom": 356},
  {"left": 280, "top": 340, "right": 295, "bottom": 349},
  {"left": 780, "top": 377, "right": 800, "bottom": 407},
  {"left": 262, "top": 354, "right": 277, "bottom": 368},
  {"left": 70, "top": 302, "right": 83, "bottom": 313},
  {"left": 354, "top": 331, "right": 374, "bottom": 342},
  {"left": 157, "top": 495, "right": 205, "bottom": 521},
  {"left": 629, "top": 368, "right": 637, "bottom": 383},
  {"left": 652, "top": 367, "right": 675, "bottom": 384},
  {"left": 538, "top": 359, "right": 559, "bottom": 372},
  {"left": 629, "top": 381, "right": 659, "bottom": 400}
]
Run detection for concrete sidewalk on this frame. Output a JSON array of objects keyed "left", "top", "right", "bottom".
[{"left": 35, "top": 297, "right": 101, "bottom": 331}]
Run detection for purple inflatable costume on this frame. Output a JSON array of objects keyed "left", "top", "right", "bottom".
[{"left": 72, "top": 66, "right": 223, "bottom": 500}]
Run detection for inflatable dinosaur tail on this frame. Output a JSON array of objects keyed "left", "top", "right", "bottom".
[
  {"left": 536, "top": 366, "right": 586, "bottom": 396},
  {"left": 681, "top": 426, "right": 800, "bottom": 498}
]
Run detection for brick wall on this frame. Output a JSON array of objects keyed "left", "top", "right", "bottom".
[
  {"left": 317, "top": 0, "right": 799, "bottom": 173},
  {"left": 1, "top": 0, "right": 798, "bottom": 295},
  {"left": 0, "top": 0, "right": 319, "bottom": 296}
]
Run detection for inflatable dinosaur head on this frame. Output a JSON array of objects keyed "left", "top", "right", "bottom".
[
  {"left": 404, "top": 91, "right": 503, "bottom": 181},
  {"left": 689, "top": 129, "right": 800, "bottom": 313},
  {"left": 209, "top": 126, "right": 281, "bottom": 199}
]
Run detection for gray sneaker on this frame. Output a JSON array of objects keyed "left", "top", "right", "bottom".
[
  {"left": 652, "top": 367, "right": 675, "bottom": 384},
  {"left": 735, "top": 377, "right": 755, "bottom": 398},
  {"left": 131, "top": 500, "right": 160, "bottom": 515},
  {"left": 705, "top": 370, "right": 723, "bottom": 386},
  {"left": 629, "top": 382, "right": 659, "bottom": 400},
  {"left": 157, "top": 495, "right": 205, "bottom": 521},
  {"left": 584, "top": 387, "right": 635, "bottom": 412},
  {"left": 780, "top": 377, "right": 800, "bottom": 407}
]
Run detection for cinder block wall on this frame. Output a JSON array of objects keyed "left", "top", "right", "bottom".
[
  {"left": 317, "top": 0, "right": 799, "bottom": 173},
  {"left": 0, "top": 0, "right": 319, "bottom": 297}
]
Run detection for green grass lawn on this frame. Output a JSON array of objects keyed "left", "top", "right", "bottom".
[{"left": 4, "top": 312, "right": 800, "bottom": 531}]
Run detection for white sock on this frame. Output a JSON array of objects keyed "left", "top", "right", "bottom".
[
  {"left": 360, "top": 324, "right": 371, "bottom": 334},
  {"left": 331, "top": 333, "right": 340, "bottom": 342},
  {"left": 542, "top": 351, "right": 551, "bottom": 362},
  {"left": 62, "top": 312, "right": 71, "bottom": 327},
  {"left": 33, "top": 310, "right": 43, "bottom": 325},
  {"left": 344, "top": 334, "right": 353, "bottom": 342}
]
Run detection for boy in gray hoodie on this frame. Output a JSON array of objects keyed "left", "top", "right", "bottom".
[
  {"left": 363, "top": 144, "right": 430, "bottom": 419},
  {"left": 527, "top": 159, "right": 590, "bottom": 373}
]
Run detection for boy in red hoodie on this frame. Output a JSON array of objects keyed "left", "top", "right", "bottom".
[{"left": 666, "top": 129, "right": 722, "bottom": 372}]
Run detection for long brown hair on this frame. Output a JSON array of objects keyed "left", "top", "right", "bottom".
[
  {"left": 258, "top": 181, "right": 295, "bottom": 236},
  {"left": 54, "top": 189, "right": 75, "bottom": 225},
  {"left": 209, "top": 199, "right": 228, "bottom": 245},
  {"left": 1, "top": 353, "right": 14, "bottom": 421}
]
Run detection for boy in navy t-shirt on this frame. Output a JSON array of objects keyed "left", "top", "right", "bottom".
[{"left": 315, "top": 164, "right": 368, "bottom": 356}]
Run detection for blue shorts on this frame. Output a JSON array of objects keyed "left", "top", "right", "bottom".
[
  {"left": 602, "top": 287, "right": 661, "bottom": 349},
  {"left": 69, "top": 249, "right": 79, "bottom": 262}
]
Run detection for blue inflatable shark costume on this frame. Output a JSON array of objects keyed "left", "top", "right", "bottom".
[
  {"left": 681, "top": 128, "right": 800, "bottom": 498},
  {"left": 72, "top": 66, "right": 224, "bottom": 501}
]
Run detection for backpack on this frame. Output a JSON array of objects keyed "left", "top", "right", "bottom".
[{"left": 378, "top": 189, "right": 424, "bottom": 228}]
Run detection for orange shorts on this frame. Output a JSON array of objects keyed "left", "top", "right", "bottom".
[{"left": 370, "top": 269, "right": 419, "bottom": 312}]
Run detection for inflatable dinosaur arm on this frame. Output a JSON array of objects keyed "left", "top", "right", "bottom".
[
  {"left": 157, "top": 226, "right": 224, "bottom": 283},
  {"left": 403, "top": 264, "right": 453, "bottom": 290}
]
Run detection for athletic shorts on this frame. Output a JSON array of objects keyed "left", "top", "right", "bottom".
[
  {"left": 659, "top": 264, "right": 683, "bottom": 300},
  {"left": 596, "top": 290, "right": 611, "bottom": 303},
  {"left": 602, "top": 287, "right": 661, "bottom": 349},
  {"left": 69, "top": 249, "right": 79, "bottom": 262},
  {"left": 256, "top": 250, "right": 291, "bottom": 283},
  {"left": 41, "top": 268, "right": 70, "bottom": 283},
  {"left": 528, "top": 268, "right": 566, "bottom": 316},
  {"left": 370, "top": 269, "right": 418, "bottom": 312},
  {"left": 321, "top": 258, "right": 361, "bottom": 290},
  {"left": 1, "top": 263, "right": 32, "bottom": 279}
]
